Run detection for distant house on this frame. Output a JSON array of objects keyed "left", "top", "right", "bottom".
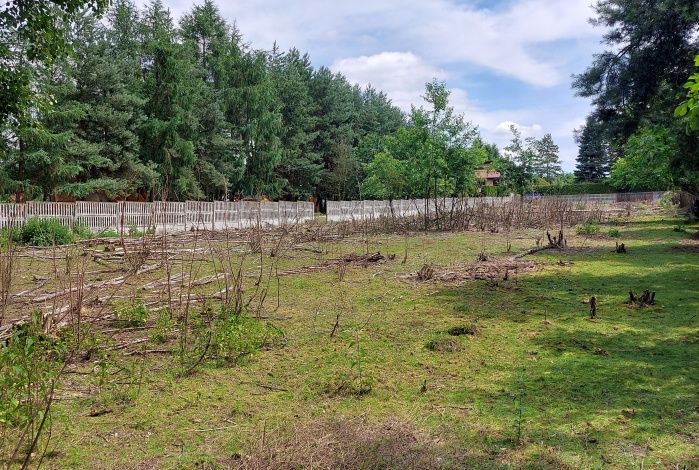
[{"left": 475, "top": 162, "right": 501, "bottom": 187}]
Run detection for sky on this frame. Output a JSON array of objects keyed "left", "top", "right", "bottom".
[{"left": 163, "top": 0, "right": 608, "bottom": 172}]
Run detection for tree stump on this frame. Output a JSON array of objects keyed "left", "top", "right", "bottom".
[
  {"left": 628, "top": 290, "right": 656, "bottom": 306},
  {"left": 589, "top": 296, "right": 597, "bottom": 319},
  {"left": 615, "top": 242, "right": 626, "bottom": 253}
]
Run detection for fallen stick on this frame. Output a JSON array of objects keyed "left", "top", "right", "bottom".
[{"left": 510, "top": 244, "right": 560, "bottom": 260}]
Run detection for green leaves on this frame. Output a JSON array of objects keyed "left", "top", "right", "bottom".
[{"left": 676, "top": 56, "right": 699, "bottom": 132}]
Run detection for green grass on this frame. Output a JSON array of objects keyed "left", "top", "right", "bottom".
[{"left": 15, "top": 216, "right": 699, "bottom": 468}]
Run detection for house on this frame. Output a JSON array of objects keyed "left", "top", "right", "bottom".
[{"left": 475, "top": 162, "right": 501, "bottom": 187}]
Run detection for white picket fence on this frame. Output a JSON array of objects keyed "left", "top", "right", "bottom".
[
  {"left": 326, "top": 196, "right": 515, "bottom": 222},
  {"left": 325, "top": 192, "right": 667, "bottom": 222},
  {"left": 0, "top": 200, "right": 314, "bottom": 234},
  {"left": 539, "top": 191, "right": 666, "bottom": 204}
]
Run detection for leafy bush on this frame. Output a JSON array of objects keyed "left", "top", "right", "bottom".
[
  {"left": 576, "top": 224, "right": 600, "bottom": 235},
  {"left": 113, "top": 303, "right": 149, "bottom": 327},
  {"left": 73, "top": 224, "right": 93, "bottom": 240},
  {"left": 0, "top": 313, "right": 67, "bottom": 466},
  {"left": 97, "top": 228, "right": 119, "bottom": 238},
  {"left": 12, "top": 218, "right": 74, "bottom": 246},
  {"left": 128, "top": 224, "right": 144, "bottom": 237},
  {"left": 673, "top": 225, "right": 687, "bottom": 233},
  {"left": 658, "top": 191, "right": 677, "bottom": 210},
  {"left": 127, "top": 225, "right": 155, "bottom": 237},
  {"left": 212, "top": 308, "right": 283, "bottom": 364},
  {"left": 608, "top": 228, "right": 621, "bottom": 237},
  {"left": 480, "top": 185, "right": 499, "bottom": 197}
]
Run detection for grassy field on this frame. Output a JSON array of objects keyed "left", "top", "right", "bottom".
[{"left": 1, "top": 204, "right": 698, "bottom": 469}]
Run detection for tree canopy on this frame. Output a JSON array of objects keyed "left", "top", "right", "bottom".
[
  {"left": 0, "top": 0, "right": 565, "bottom": 202},
  {"left": 573, "top": 0, "right": 699, "bottom": 194}
]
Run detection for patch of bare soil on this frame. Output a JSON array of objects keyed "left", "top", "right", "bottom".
[{"left": 229, "top": 416, "right": 451, "bottom": 470}]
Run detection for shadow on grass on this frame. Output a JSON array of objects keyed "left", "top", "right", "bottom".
[{"left": 425, "top": 240, "right": 699, "bottom": 467}]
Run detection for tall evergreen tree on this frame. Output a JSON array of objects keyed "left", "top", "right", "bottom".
[
  {"left": 54, "top": 16, "right": 154, "bottom": 199},
  {"left": 533, "top": 133, "right": 562, "bottom": 182},
  {"left": 309, "top": 67, "right": 361, "bottom": 201},
  {"left": 180, "top": 0, "right": 242, "bottom": 200},
  {"left": 573, "top": 114, "right": 611, "bottom": 182},
  {"left": 139, "top": 0, "right": 199, "bottom": 200},
  {"left": 269, "top": 47, "right": 321, "bottom": 200},
  {"left": 573, "top": 0, "right": 699, "bottom": 181}
]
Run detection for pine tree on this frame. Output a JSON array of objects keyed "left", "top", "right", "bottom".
[
  {"left": 309, "top": 67, "right": 361, "bottom": 201},
  {"left": 534, "top": 134, "right": 562, "bottom": 182},
  {"left": 138, "top": 0, "right": 199, "bottom": 200},
  {"left": 269, "top": 47, "right": 322, "bottom": 200},
  {"left": 574, "top": 115, "right": 611, "bottom": 182},
  {"left": 180, "top": 0, "right": 243, "bottom": 200}
]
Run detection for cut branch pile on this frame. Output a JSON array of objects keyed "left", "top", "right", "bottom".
[
  {"left": 511, "top": 230, "right": 566, "bottom": 260},
  {"left": 275, "top": 252, "right": 385, "bottom": 276},
  {"left": 404, "top": 258, "right": 538, "bottom": 283}
]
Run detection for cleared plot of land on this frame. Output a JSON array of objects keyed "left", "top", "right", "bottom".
[{"left": 1, "top": 204, "right": 698, "bottom": 469}]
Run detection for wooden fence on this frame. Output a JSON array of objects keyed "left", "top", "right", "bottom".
[
  {"left": 325, "top": 192, "right": 667, "bottom": 223},
  {"left": 0, "top": 200, "right": 315, "bottom": 234},
  {"left": 326, "top": 196, "right": 515, "bottom": 222}
]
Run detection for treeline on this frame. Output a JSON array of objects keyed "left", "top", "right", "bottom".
[
  {"left": 572, "top": 0, "right": 699, "bottom": 196},
  {"left": 1, "top": 0, "right": 409, "bottom": 202},
  {"left": 1, "top": 0, "right": 568, "bottom": 203}
]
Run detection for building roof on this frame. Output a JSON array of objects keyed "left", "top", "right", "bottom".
[{"left": 476, "top": 170, "right": 501, "bottom": 179}]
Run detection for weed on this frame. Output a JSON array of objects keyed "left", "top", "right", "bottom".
[
  {"left": 73, "top": 224, "right": 93, "bottom": 240},
  {"left": 425, "top": 334, "right": 462, "bottom": 352},
  {"left": 348, "top": 330, "right": 373, "bottom": 395},
  {"left": 97, "top": 227, "right": 119, "bottom": 238},
  {"left": 0, "top": 313, "right": 67, "bottom": 467},
  {"left": 447, "top": 320, "right": 479, "bottom": 336},
  {"left": 607, "top": 228, "right": 621, "bottom": 237},
  {"left": 151, "top": 310, "right": 175, "bottom": 343},
  {"left": 511, "top": 372, "right": 529, "bottom": 447},
  {"left": 126, "top": 225, "right": 154, "bottom": 237},
  {"left": 576, "top": 224, "right": 600, "bottom": 235},
  {"left": 12, "top": 217, "right": 73, "bottom": 246},
  {"left": 211, "top": 308, "right": 283, "bottom": 365},
  {"left": 673, "top": 224, "right": 687, "bottom": 233},
  {"left": 113, "top": 303, "right": 150, "bottom": 327}
]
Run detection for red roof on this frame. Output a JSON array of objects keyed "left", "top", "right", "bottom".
[{"left": 476, "top": 171, "right": 501, "bottom": 179}]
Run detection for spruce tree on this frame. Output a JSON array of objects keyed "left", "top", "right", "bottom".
[
  {"left": 573, "top": 115, "right": 610, "bottom": 182},
  {"left": 139, "top": 0, "right": 199, "bottom": 200},
  {"left": 269, "top": 47, "right": 322, "bottom": 200}
]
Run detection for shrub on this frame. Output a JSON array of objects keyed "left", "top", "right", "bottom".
[
  {"left": 13, "top": 218, "right": 73, "bottom": 246},
  {"left": 576, "top": 224, "right": 600, "bottom": 235},
  {"left": 481, "top": 185, "right": 499, "bottom": 197},
  {"left": 608, "top": 228, "right": 621, "bottom": 237},
  {"left": 212, "top": 308, "right": 283, "bottom": 364},
  {"left": 658, "top": 191, "right": 677, "bottom": 210},
  {"left": 127, "top": 225, "right": 144, "bottom": 237},
  {"left": 113, "top": 303, "right": 149, "bottom": 327},
  {"left": 73, "top": 224, "right": 93, "bottom": 240},
  {"left": 97, "top": 228, "right": 119, "bottom": 238}
]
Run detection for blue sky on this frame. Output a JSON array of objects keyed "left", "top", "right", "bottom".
[{"left": 164, "top": 0, "right": 608, "bottom": 172}]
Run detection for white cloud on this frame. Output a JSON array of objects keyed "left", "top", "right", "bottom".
[
  {"left": 331, "top": 52, "right": 449, "bottom": 110},
  {"left": 158, "top": 0, "right": 605, "bottom": 172},
  {"left": 167, "top": 0, "right": 602, "bottom": 87},
  {"left": 493, "top": 121, "right": 544, "bottom": 139}
]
